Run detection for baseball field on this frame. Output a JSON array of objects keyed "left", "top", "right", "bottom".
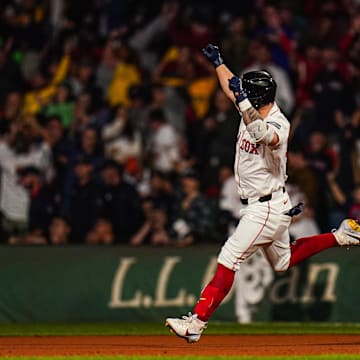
[{"left": 1, "top": 322, "right": 360, "bottom": 359}]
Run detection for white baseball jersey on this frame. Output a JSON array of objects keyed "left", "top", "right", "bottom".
[
  {"left": 0, "top": 141, "right": 51, "bottom": 222},
  {"left": 234, "top": 102, "right": 290, "bottom": 199},
  {"left": 218, "top": 102, "right": 293, "bottom": 272}
]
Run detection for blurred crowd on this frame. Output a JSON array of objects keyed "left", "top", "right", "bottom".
[{"left": 0, "top": 0, "right": 359, "bottom": 245}]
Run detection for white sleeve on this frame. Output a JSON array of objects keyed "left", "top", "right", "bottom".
[
  {"left": 266, "top": 115, "right": 290, "bottom": 145},
  {"left": 102, "top": 120, "right": 124, "bottom": 141},
  {"left": 161, "top": 127, "right": 180, "bottom": 162},
  {"left": 17, "top": 142, "right": 52, "bottom": 169},
  {"left": 161, "top": 126, "right": 178, "bottom": 146}
]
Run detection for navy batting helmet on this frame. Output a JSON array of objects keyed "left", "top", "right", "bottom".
[{"left": 242, "top": 70, "right": 277, "bottom": 109}]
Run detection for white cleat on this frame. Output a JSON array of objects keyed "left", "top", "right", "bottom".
[
  {"left": 333, "top": 219, "right": 360, "bottom": 246},
  {"left": 165, "top": 312, "right": 207, "bottom": 343}
]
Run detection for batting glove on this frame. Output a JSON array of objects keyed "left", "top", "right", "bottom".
[
  {"left": 202, "top": 44, "right": 223, "bottom": 68},
  {"left": 228, "top": 76, "right": 247, "bottom": 103}
]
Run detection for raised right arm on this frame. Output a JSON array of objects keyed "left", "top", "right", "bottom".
[
  {"left": 202, "top": 44, "right": 278, "bottom": 146},
  {"left": 201, "top": 44, "right": 261, "bottom": 123},
  {"left": 201, "top": 44, "right": 236, "bottom": 104}
]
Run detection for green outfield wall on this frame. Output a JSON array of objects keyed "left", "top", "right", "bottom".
[{"left": 0, "top": 245, "right": 359, "bottom": 323}]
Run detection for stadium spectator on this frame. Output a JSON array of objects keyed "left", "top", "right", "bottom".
[
  {"left": 334, "top": 109, "right": 360, "bottom": 192},
  {"left": 0, "top": 116, "right": 51, "bottom": 243},
  {"left": 128, "top": 1, "right": 178, "bottom": 73},
  {"left": 339, "top": 12, "right": 360, "bottom": 69},
  {"left": 286, "top": 183, "right": 320, "bottom": 240},
  {"left": 153, "top": 45, "right": 217, "bottom": 120},
  {"left": 0, "top": 91, "right": 23, "bottom": 130},
  {"left": 42, "top": 82, "right": 75, "bottom": 130},
  {"left": 149, "top": 82, "right": 187, "bottom": 134},
  {"left": 256, "top": 3, "right": 295, "bottom": 73},
  {"left": 287, "top": 144, "right": 321, "bottom": 222},
  {"left": 171, "top": 168, "right": 213, "bottom": 246},
  {"left": 22, "top": 48, "right": 71, "bottom": 115},
  {"left": 18, "top": 165, "right": 60, "bottom": 244},
  {"left": 217, "top": 164, "right": 243, "bottom": 240},
  {"left": 326, "top": 171, "right": 350, "bottom": 227},
  {"left": 326, "top": 107, "right": 360, "bottom": 227},
  {"left": 194, "top": 89, "right": 239, "bottom": 192},
  {"left": 221, "top": 17, "right": 249, "bottom": 76},
  {"left": 45, "top": 115, "right": 74, "bottom": 193},
  {"left": 68, "top": 58, "right": 98, "bottom": 98},
  {"left": 311, "top": 45, "right": 354, "bottom": 134},
  {"left": 130, "top": 196, "right": 170, "bottom": 246},
  {"left": 304, "top": 1, "right": 346, "bottom": 47},
  {"left": 72, "top": 127, "right": 104, "bottom": 171},
  {"left": 146, "top": 171, "right": 176, "bottom": 217},
  {"left": 86, "top": 218, "right": 115, "bottom": 245},
  {"left": 107, "top": 43, "right": 141, "bottom": 108},
  {"left": 0, "top": 0, "right": 359, "bottom": 245},
  {"left": 0, "top": 47, "right": 24, "bottom": 106},
  {"left": 102, "top": 105, "right": 142, "bottom": 167},
  {"left": 2, "top": 0, "right": 47, "bottom": 79},
  {"left": 305, "top": 131, "right": 337, "bottom": 230},
  {"left": 243, "top": 37, "right": 295, "bottom": 115},
  {"left": 66, "top": 157, "right": 103, "bottom": 243},
  {"left": 166, "top": 4, "right": 215, "bottom": 51},
  {"left": 295, "top": 42, "right": 322, "bottom": 107},
  {"left": 96, "top": 35, "right": 120, "bottom": 95},
  {"left": 100, "top": 159, "right": 144, "bottom": 243},
  {"left": 147, "top": 108, "right": 181, "bottom": 174},
  {"left": 47, "top": 216, "right": 71, "bottom": 245},
  {"left": 127, "top": 84, "right": 151, "bottom": 139}
]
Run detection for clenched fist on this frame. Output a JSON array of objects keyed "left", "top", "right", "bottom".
[{"left": 202, "top": 44, "right": 223, "bottom": 68}]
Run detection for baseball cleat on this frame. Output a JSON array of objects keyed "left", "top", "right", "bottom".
[
  {"left": 165, "top": 312, "right": 207, "bottom": 343},
  {"left": 333, "top": 219, "right": 360, "bottom": 246}
]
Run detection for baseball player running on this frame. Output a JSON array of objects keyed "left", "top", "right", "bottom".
[{"left": 165, "top": 44, "right": 360, "bottom": 343}]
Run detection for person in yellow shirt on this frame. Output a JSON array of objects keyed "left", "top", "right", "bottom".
[
  {"left": 22, "top": 53, "right": 71, "bottom": 115},
  {"left": 107, "top": 43, "right": 141, "bottom": 108},
  {"left": 153, "top": 45, "right": 217, "bottom": 119}
]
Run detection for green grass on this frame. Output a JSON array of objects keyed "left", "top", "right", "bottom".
[
  {"left": 1, "top": 322, "right": 360, "bottom": 336},
  {"left": 1, "top": 323, "right": 360, "bottom": 360}
]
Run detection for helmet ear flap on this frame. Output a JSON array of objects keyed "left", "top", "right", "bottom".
[{"left": 242, "top": 71, "right": 277, "bottom": 108}]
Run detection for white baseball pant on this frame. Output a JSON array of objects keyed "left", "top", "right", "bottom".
[{"left": 218, "top": 188, "right": 292, "bottom": 272}]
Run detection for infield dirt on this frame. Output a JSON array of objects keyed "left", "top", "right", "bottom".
[{"left": 0, "top": 335, "right": 360, "bottom": 356}]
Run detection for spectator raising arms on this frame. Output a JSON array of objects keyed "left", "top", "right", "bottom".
[{"left": 0, "top": 116, "right": 51, "bottom": 243}]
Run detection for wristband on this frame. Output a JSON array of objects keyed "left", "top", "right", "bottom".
[{"left": 239, "top": 98, "right": 252, "bottom": 112}]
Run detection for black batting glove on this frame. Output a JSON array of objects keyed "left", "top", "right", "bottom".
[
  {"left": 202, "top": 44, "right": 223, "bottom": 68},
  {"left": 228, "top": 76, "right": 247, "bottom": 103}
]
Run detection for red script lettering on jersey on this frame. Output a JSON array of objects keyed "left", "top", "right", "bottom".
[{"left": 240, "top": 139, "right": 259, "bottom": 154}]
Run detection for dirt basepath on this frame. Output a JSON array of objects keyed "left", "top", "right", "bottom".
[{"left": 0, "top": 335, "right": 359, "bottom": 357}]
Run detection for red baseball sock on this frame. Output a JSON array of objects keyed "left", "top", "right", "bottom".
[
  {"left": 289, "top": 233, "right": 338, "bottom": 268},
  {"left": 193, "top": 263, "right": 235, "bottom": 322}
]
